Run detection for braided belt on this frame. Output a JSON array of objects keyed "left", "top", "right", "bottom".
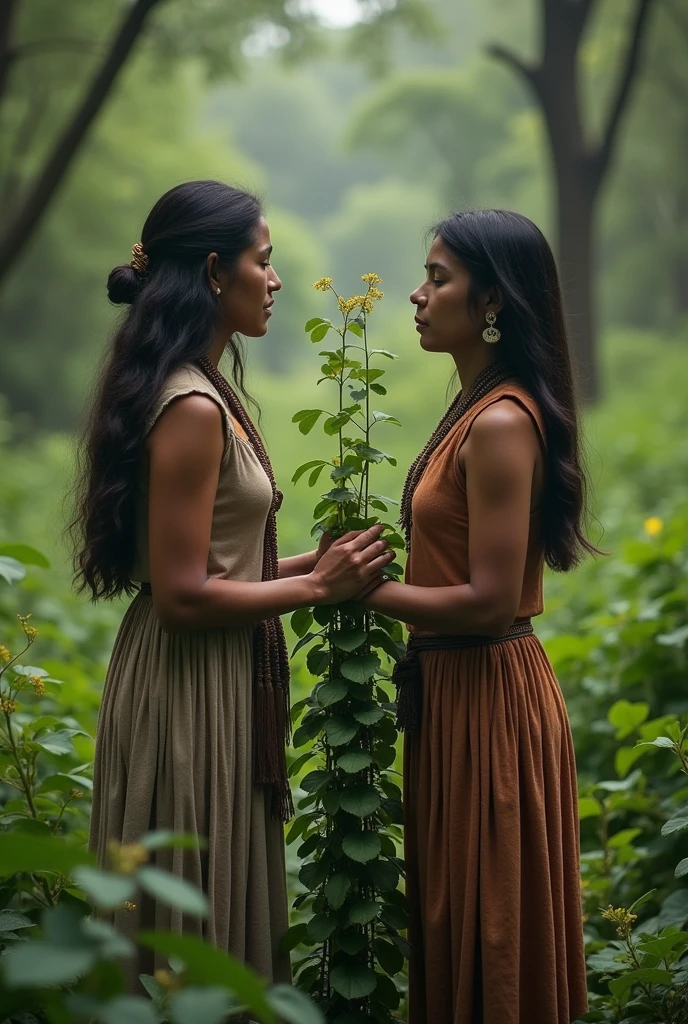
[{"left": 394, "top": 620, "right": 534, "bottom": 734}]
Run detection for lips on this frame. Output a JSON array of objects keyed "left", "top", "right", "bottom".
[{"left": 414, "top": 315, "right": 428, "bottom": 330}]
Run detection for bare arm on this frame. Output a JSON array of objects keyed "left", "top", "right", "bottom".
[
  {"left": 364, "top": 401, "right": 542, "bottom": 636},
  {"left": 147, "top": 395, "right": 392, "bottom": 631},
  {"left": 279, "top": 551, "right": 318, "bottom": 578}
]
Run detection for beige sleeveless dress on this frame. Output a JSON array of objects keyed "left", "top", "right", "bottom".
[{"left": 89, "top": 363, "right": 291, "bottom": 987}]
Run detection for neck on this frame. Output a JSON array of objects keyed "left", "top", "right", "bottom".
[
  {"left": 452, "top": 344, "right": 499, "bottom": 395},
  {"left": 206, "top": 329, "right": 230, "bottom": 368}
]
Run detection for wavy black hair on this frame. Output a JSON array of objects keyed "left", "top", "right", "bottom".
[
  {"left": 435, "top": 208, "right": 598, "bottom": 571},
  {"left": 71, "top": 180, "right": 263, "bottom": 600}
]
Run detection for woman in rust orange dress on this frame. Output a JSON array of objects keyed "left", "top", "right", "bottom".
[{"left": 363, "top": 209, "right": 591, "bottom": 1023}]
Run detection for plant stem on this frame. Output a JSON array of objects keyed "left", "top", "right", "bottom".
[{"left": 3, "top": 709, "right": 37, "bottom": 818}]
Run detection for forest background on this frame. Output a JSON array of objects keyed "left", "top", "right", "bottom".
[{"left": 2, "top": 0, "right": 688, "bottom": 1019}]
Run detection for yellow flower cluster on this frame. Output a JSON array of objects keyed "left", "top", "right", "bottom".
[
  {"left": 338, "top": 295, "right": 372, "bottom": 315},
  {"left": 313, "top": 277, "right": 333, "bottom": 292},
  {"left": 601, "top": 904, "right": 637, "bottom": 938},
  {"left": 0, "top": 697, "right": 17, "bottom": 715},
  {"left": 644, "top": 516, "right": 663, "bottom": 537},
  {"left": 361, "top": 272, "right": 382, "bottom": 286},
  {"left": 69, "top": 789, "right": 84, "bottom": 800},
  {"left": 123, "top": 900, "right": 137, "bottom": 912},
  {"left": 0, "top": 646, "right": 11, "bottom": 664},
  {"left": 108, "top": 840, "right": 149, "bottom": 875},
  {"left": 17, "top": 615, "right": 38, "bottom": 643},
  {"left": 29, "top": 674, "right": 45, "bottom": 696}
]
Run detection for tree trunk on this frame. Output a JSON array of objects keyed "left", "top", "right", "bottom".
[
  {"left": 0, "top": 0, "right": 163, "bottom": 287},
  {"left": 555, "top": 167, "right": 601, "bottom": 401}
]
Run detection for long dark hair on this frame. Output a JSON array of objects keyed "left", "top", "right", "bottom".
[
  {"left": 71, "top": 180, "right": 263, "bottom": 600},
  {"left": 435, "top": 208, "right": 597, "bottom": 571}
]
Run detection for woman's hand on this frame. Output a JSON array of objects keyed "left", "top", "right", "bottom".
[{"left": 309, "top": 525, "right": 395, "bottom": 605}]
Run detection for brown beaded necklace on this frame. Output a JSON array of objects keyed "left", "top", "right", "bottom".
[
  {"left": 399, "top": 361, "right": 515, "bottom": 549},
  {"left": 195, "top": 356, "right": 293, "bottom": 823}
]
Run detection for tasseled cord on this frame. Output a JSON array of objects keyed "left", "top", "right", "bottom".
[{"left": 393, "top": 639, "right": 423, "bottom": 734}]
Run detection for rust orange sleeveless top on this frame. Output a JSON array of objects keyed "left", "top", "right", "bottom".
[{"left": 406, "top": 383, "right": 546, "bottom": 620}]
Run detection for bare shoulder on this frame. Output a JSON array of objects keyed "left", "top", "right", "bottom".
[
  {"left": 148, "top": 393, "right": 225, "bottom": 469},
  {"left": 469, "top": 398, "right": 538, "bottom": 447}
]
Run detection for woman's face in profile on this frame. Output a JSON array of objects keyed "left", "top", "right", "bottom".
[
  {"left": 219, "top": 217, "right": 282, "bottom": 338},
  {"left": 410, "top": 236, "right": 481, "bottom": 356}
]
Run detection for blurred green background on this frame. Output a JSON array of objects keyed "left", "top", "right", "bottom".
[{"left": 2, "top": 0, "right": 688, "bottom": 1011}]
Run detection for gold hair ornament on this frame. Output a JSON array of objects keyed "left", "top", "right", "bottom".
[{"left": 130, "top": 242, "right": 149, "bottom": 276}]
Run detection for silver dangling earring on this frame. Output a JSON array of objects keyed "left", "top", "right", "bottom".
[
  {"left": 215, "top": 287, "right": 221, "bottom": 295},
  {"left": 483, "top": 310, "right": 501, "bottom": 344}
]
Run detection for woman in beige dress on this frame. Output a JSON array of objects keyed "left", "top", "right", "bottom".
[{"left": 72, "top": 180, "right": 394, "bottom": 987}]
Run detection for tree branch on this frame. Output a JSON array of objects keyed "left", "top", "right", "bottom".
[
  {"left": 0, "top": 0, "right": 165, "bottom": 285},
  {"left": 486, "top": 44, "right": 541, "bottom": 95},
  {"left": 597, "top": 0, "right": 655, "bottom": 172}
]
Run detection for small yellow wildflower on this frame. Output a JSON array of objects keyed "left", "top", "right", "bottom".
[
  {"left": 313, "top": 277, "right": 333, "bottom": 292},
  {"left": 69, "top": 789, "right": 84, "bottom": 800},
  {"left": 368, "top": 287, "right": 384, "bottom": 301},
  {"left": 644, "top": 516, "right": 663, "bottom": 537},
  {"left": 17, "top": 615, "right": 38, "bottom": 642},
  {"left": 0, "top": 697, "right": 17, "bottom": 715},
  {"left": 601, "top": 904, "right": 637, "bottom": 939},
  {"left": 360, "top": 295, "right": 374, "bottom": 314},
  {"left": 108, "top": 840, "right": 149, "bottom": 874},
  {"left": 122, "top": 901, "right": 137, "bottom": 912},
  {"left": 153, "top": 968, "right": 177, "bottom": 990},
  {"left": 29, "top": 675, "right": 45, "bottom": 696},
  {"left": 0, "top": 646, "right": 11, "bottom": 665},
  {"left": 361, "top": 272, "right": 382, "bottom": 287}
]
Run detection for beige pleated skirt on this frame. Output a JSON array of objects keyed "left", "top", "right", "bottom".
[
  {"left": 89, "top": 592, "right": 291, "bottom": 989},
  {"left": 403, "top": 634, "right": 588, "bottom": 1024}
]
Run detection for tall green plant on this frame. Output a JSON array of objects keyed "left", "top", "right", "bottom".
[{"left": 284, "top": 275, "right": 409, "bottom": 1022}]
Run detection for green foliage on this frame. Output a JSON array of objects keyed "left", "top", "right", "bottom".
[
  {"left": 0, "top": 552, "right": 323, "bottom": 1024},
  {"left": 287, "top": 274, "right": 408, "bottom": 1021}
]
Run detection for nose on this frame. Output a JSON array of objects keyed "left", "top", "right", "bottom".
[
  {"left": 410, "top": 284, "right": 425, "bottom": 307},
  {"left": 269, "top": 268, "right": 282, "bottom": 293}
]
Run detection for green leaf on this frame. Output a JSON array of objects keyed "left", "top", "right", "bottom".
[
  {"left": 39, "top": 772, "right": 94, "bottom": 795},
  {"left": 285, "top": 813, "right": 318, "bottom": 845},
  {"left": 292, "top": 632, "right": 319, "bottom": 657},
  {"left": 36, "top": 728, "right": 79, "bottom": 756},
  {"left": 3, "top": 941, "right": 95, "bottom": 988},
  {"left": 138, "top": 866, "right": 208, "bottom": 917},
  {"left": 608, "top": 967, "right": 673, "bottom": 997},
  {"left": 301, "top": 770, "right": 333, "bottom": 794},
  {"left": 371, "top": 411, "right": 401, "bottom": 427},
  {"left": 322, "top": 790, "right": 341, "bottom": 813},
  {"left": 0, "top": 909, "right": 35, "bottom": 932},
  {"left": 140, "top": 831, "right": 206, "bottom": 851},
  {"left": 332, "top": 629, "right": 367, "bottom": 652},
  {"left": 330, "top": 964, "right": 377, "bottom": 999},
  {"left": 608, "top": 700, "right": 650, "bottom": 740},
  {"left": 676, "top": 858, "right": 688, "bottom": 878},
  {"left": 347, "top": 898, "right": 380, "bottom": 925},
  {"left": 305, "top": 317, "right": 328, "bottom": 332},
  {"left": 292, "top": 461, "right": 328, "bottom": 485},
  {"left": 316, "top": 679, "right": 349, "bottom": 707},
  {"left": 169, "top": 988, "right": 233, "bottom": 1024},
  {"left": 267, "top": 985, "right": 325, "bottom": 1024},
  {"left": 326, "top": 717, "right": 360, "bottom": 746},
  {"left": 339, "top": 786, "right": 381, "bottom": 818},
  {"left": 369, "top": 349, "right": 398, "bottom": 359},
  {"left": 608, "top": 828, "right": 642, "bottom": 849},
  {"left": 288, "top": 751, "right": 319, "bottom": 778},
  {"left": 341, "top": 654, "right": 381, "bottom": 683},
  {"left": 291, "top": 607, "right": 315, "bottom": 637},
  {"left": 306, "top": 647, "right": 330, "bottom": 677},
  {"left": 337, "top": 750, "right": 374, "bottom": 773},
  {"left": 73, "top": 867, "right": 136, "bottom": 910},
  {"left": 292, "top": 409, "right": 325, "bottom": 435},
  {"left": 354, "top": 707, "right": 385, "bottom": 726},
  {"left": 308, "top": 464, "right": 328, "bottom": 487},
  {"left": 307, "top": 912, "right": 338, "bottom": 941},
  {"left": 338, "top": 928, "right": 368, "bottom": 955},
  {"left": 615, "top": 744, "right": 648, "bottom": 777},
  {"left": 138, "top": 932, "right": 275, "bottom": 1023},
  {"left": 366, "top": 859, "right": 400, "bottom": 891},
  {"left": 311, "top": 323, "right": 332, "bottom": 343},
  {"left": 280, "top": 923, "right": 310, "bottom": 954},
  {"left": 651, "top": 736, "right": 675, "bottom": 748},
  {"left": 662, "top": 815, "right": 688, "bottom": 837},
  {"left": 346, "top": 322, "right": 364, "bottom": 338},
  {"left": 0, "top": 556, "right": 25, "bottom": 585},
  {"left": 299, "top": 859, "right": 329, "bottom": 889},
  {"left": 375, "top": 938, "right": 405, "bottom": 975},
  {"left": 81, "top": 917, "right": 136, "bottom": 960},
  {"left": 0, "top": 831, "right": 95, "bottom": 875},
  {"left": 370, "top": 383, "right": 387, "bottom": 395},
  {"left": 325, "top": 873, "right": 351, "bottom": 910},
  {"left": 0, "top": 544, "right": 50, "bottom": 568},
  {"left": 342, "top": 832, "right": 381, "bottom": 863}
]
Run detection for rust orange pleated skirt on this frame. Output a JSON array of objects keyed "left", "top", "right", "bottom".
[{"left": 403, "top": 634, "right": 589, "bottom": 1024}]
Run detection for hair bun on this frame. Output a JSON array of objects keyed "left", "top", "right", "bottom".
[{"left": 107, "top": 264, "right": 143, "bottom": 305}]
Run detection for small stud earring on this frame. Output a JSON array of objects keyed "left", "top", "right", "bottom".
[
  {"left": 215, "top": 287, "right": 221, "bottom": 296},
  {"left": 483, "top": 310, "right": 501, "bottom": 344}
]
